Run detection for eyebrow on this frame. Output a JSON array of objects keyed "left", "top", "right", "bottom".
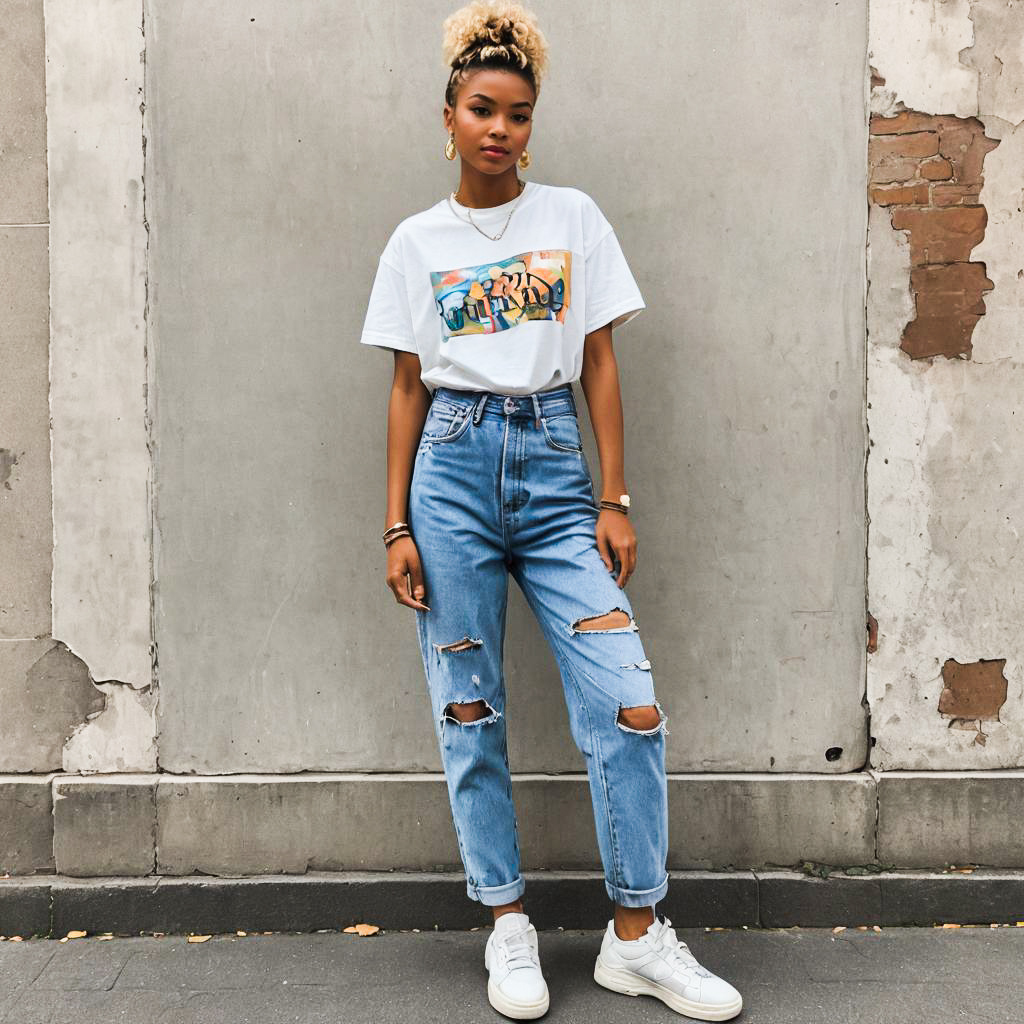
[{"left": 467, "top": 92, "right": 534, "bottom": 109}]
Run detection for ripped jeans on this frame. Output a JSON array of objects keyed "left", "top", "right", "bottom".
[{"left": 408, "top": 383, "right": 669, "bottom": 909}]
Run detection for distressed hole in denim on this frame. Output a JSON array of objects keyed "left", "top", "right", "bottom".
[
  {"left": 616, "top": 701, "right": 668, "bottom": 736},
  {"left": 433, "top": 635, "right": 484, "bottom": 653},
  {"left": 442, "top": 698, "right": 501, "bottom": 726},
  {"left": 569, "top": 608, "right": 638, "bottom": 635},
  {"left": 620, "top": 659, "right": 652, "bottom": 671}
]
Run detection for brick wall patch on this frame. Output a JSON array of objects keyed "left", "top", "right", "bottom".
[{"left": 868, "top": 111, "right": 1000, "bottom": 360}]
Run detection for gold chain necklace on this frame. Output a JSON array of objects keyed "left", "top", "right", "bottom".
[{"left": 447, "top": 180, "right": 526, "bottom": 241}]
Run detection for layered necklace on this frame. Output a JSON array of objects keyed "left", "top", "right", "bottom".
[{"left": 447, "top": 179, "right": 526, "bottom": 241}]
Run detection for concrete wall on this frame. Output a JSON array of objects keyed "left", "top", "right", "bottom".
[
  {"left": 4, "top": 0, "right": 1024, "bottom": 883},
  {"left": 867, "top": 0, "right": 1024, "bottom": 768},
  {"left": 146, "top": 0, "right": 868, "bottom": 776}
]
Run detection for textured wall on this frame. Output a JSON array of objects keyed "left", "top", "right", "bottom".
[
  {"left": 146, "top": 0, "right": 868, "bottom": 774},
  {"left": 867, "top": 0, "right": 1024, "bottom": 768}
]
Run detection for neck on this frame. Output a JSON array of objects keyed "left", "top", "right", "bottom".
[{"left": 454, "top": 167, "right": 524, "bottom": 208}]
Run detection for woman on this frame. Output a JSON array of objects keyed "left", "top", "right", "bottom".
[{"left": 359, "top": 2, "right": 742, "bottom": 1019}]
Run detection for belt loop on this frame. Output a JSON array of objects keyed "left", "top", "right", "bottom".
[
  {"left": 567, "top": 382, "right": 578, "bottom": 415},
  {"left": 531, "top": 392, "right": 542, "bottom": 428},
  {"left": 472, "top": 391, "right": 488, "bottom": 426}
]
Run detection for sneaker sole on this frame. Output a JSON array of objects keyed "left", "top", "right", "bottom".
[
  {"left": 593, "top": 956, "right": 742, "bottom": 1021},
  {"left": 486, "top": 978, "right": 550, "bottom": 1020}
]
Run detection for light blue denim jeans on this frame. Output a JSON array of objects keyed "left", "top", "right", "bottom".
[{"left": 408, "top": 383, "right": 670, "bottom": 909}]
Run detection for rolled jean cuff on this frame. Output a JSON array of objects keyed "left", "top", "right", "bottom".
[
  {"left": 605, "top": 872, "right": 669, "bottom": 908},
  {"left": 468, "top": 875, "right": 526, "bottom": 906}
]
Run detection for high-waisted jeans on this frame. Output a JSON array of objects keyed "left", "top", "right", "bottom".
[{"left": 408, "top": 383, "right": 670, "bottom": 909}]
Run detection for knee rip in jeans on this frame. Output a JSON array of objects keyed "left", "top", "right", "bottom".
[
  {"left": 568, "top": 608, "right": 639, "bottom": 635},
  {"left": 442, "top": 698, "right": 501, "bottom": 726},
  {"left": 433, "top": 635, "right": 484, "bottom": 654},
  {"left": 616, "top": 699, "right": 669, "bottom": 736}
]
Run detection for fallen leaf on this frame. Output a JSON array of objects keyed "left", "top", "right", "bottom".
[
  {"left": 942, "top": 923, "right": 961, "bottom": 929},
  {"left": 66, "top": 930, "right": 87, "bottom": 939},
  {"left": 832, "top": 926, "right": 846, "bottom": 933},
  {"left": 343, "top": 923, "right": 380, "bottom": 936},
  {"left": 187, "top": 934, "right": 212, "bottom": 943}
]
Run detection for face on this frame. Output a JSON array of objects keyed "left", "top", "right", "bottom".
[{"left": 443, "top": 69, "right": 535, "bottom": 175}]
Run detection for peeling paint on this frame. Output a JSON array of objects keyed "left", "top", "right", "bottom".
[
  {"left": 63, "top": 681, "right": 158, "bottom": 773},
  {"left": 0, "top": 448, "right": 18, "bottom": 489}
]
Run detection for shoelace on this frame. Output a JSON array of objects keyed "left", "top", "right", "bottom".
[
  {"left": 498, "top": 926, "right": 539, "bottom": 972},
  {"left": 652, "top": 917, "right": 713, "bottom": 978}
]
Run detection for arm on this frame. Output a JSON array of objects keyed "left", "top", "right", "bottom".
[
  {"left": 579, "top": 323, "right": 637, "bottom": 588},
  {"left": 384, "top": 350, "right": 433, "bottom": 610}
]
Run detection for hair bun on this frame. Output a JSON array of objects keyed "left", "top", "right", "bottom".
[{"left": 442, "top": 1, "right": 549, "bottom": 86}]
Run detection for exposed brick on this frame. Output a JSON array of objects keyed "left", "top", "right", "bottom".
[
  {"left": 919, "top": 156, "right": 954, "bottom": 181},
  {"left": 870, "top": 156, "right": 926, "bottom": 185},
  {"left": 869, "top": 111, "right": 950, "bottom": 135},
  {"left": 869, "top": 110, "right": 1000, "bottom": 363},
  {"left": 938, "top": 658, "right": 1008, "bottom": 720},
  {"left": 870, "top": 132, "right": 940, "bottom": 160},
  {"left": 890, "top": 205, "right": 987, "bottom": 265},
  {"left": 870, "top": 183, "right": 930, "bottom": 206},
  {"left": 932, "top": 184, "right": 982, "bottom": 207},
  {"left": 936, "top": 120, "right": 999, "bottom": 186},
  {"left": 901, "top": 263, "right": 993, "bottom": 359}
]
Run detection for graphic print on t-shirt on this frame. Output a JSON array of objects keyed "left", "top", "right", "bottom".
[{"left": 430, "top": 249, "right": 571, "bottom": 340}]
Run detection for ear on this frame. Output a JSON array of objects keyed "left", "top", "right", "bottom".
[{"left": 442, "top": 103, "right": 453, "bottom": 134}]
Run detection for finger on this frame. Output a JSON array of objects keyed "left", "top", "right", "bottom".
[
  {"left": 596, "top": 533, "right": 613, "bottom": 572},
  {"left": 408, "top": 561, "right": 429, "bottom": 607},
  {"left": 615, "top": 546, "right": 627, "bottom": 587},
  {"left": 386, "top": 568, "right": 430, "bottom": 611},
  {"left": 403, "top": 570, "right": 430, "bottom": 611}
]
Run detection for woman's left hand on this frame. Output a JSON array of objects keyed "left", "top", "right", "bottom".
[{"left": 595, "top": 509, "right": 637, "bottom": 588}]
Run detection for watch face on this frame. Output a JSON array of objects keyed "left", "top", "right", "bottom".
[{"left": 619, "top": 494, "right": 631, "bottom": 507}]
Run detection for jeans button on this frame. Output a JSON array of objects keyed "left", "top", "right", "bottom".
[{"left": 503, "top": 397, "right": 518, "bottom": 414}]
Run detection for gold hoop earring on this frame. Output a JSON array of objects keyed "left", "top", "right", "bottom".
[
  {"left": 445, "top": 133, "right": 457, "bottom": 161},
  {"left": 518, "top": 148, "right": 531, "bottom": 169}
]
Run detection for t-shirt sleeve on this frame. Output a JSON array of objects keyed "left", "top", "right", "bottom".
[
  {"left": 582, "top": 196, "right": 646, "bottom": 335},
  {"left": 359, "top": 237, "right": 418, "bottom": 354}
]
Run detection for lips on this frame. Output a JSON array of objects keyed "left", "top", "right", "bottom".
[{"left": 481, "top": 146, "right": 509, "bottom": 155}]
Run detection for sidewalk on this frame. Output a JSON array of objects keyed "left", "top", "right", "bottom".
[{"left": 2, "top": 922, "right": 1020, "bottom": 1023}]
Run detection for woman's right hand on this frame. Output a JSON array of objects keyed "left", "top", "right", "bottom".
[{"left": 386, "top": 536, "right": 430, "bottom": 611}]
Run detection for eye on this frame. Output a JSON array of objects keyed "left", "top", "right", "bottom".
[
  {"left": 513, "top": 114, "right": 530, "bottom": 123},
  {"left": 470, "top": 106, "right": 490, "bottom": 116}
]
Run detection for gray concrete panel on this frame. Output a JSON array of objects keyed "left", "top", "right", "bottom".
[
  {"left": 668, "top": 773, "right": 876, "bottom": 869},
  {"left": 0, "top": 774, "right": 55, "bottom": 873},
  {"left": 147, "top": 1, "right": 869, "bottom": 775},
  {"left": 152, "top": 772, "right": 874, "bottom": 877},
  {"left": 53, "top": 775, "right": 156, "bottom": 877},
  {"left": 0, "top": 227, "right": 51, "bottom": 638},
  {"left": 0, "top": 0, "right": 47, "bottom": 222},
  {"left": 877, "top": 769, "right": 1024, "bottom": 867}
]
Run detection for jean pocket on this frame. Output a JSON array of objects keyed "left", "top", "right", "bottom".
[
  {"left": 421, "top": 402, "right": 473, "bottom": 444},
  {"left": 541, "top": 411, "right": 584, "bottom": 452}
]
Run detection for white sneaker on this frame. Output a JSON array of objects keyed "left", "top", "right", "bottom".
[
  {"left": 594, "top": 913, "right": 742, "bottom": 1021},
  {"left": 483, "top": 911, "right": 550, "bottom": 1019}
]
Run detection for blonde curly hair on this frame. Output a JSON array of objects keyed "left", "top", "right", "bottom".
[{"left": 442, "top": 1, "right": 549, "bottom": 106}]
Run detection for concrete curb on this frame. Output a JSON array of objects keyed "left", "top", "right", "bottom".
[{"left": 3, "top": 869, "right": 1023, "bottom": 937}]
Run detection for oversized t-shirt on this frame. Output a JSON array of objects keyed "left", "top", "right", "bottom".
[{"left": 358, "top": 180, "right": 645, "bottom": 396}]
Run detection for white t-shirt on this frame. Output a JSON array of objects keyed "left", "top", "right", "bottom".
[{"left": 358, "top": 180, "right": 645, "bottom": 396}]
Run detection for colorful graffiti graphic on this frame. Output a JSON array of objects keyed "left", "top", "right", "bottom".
[{"left": 430, "top": 249, "right": 571, "bottom": 339}]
